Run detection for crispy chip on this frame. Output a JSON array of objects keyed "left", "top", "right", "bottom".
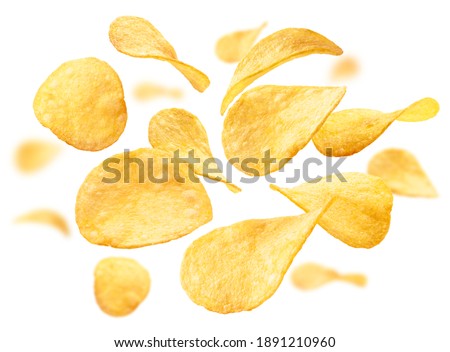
[
  {"left": 149, "top": 108, "right": 240, "bottom": 192},
  {"left": 181, "top": 203, "right": 332, "bottom": 314},
  {"left": 15, "top": 209, "right": 69, "bottom": 235},
  {"left": 15, "top": 139, "right": 60, "bottom": 173},
  {"left": 133, "top": 82, "right": 183, "bottom": 101},
  {"left": 368, "top": 148, "right": 437, "bottom": 197},
  {"left": 330, "top": 56, "right": 359, "bottom": 81},
  {"left": 220, "top": 28, "right": 343, "bottom": 114},
  {"left": 291, "top": 263, "right": 367, "bottom": 290},
  {"left": 94, "top": 257, "right": 150, "bottom": 317},
  {"left": 215, "top": 23, "right": 267, "bottom": 63},
  {"left": 222, "top": 85, "right": 345, "bottom": 175},
  {"left": 271, "top": 172, "right": 393, "bottom": 248},
  {"left": 109, "top": 16, "right": 210, "bottom": 92},
  {"left": 313, "top": 98, "right": 440, "bottom": 157},
  {"left": 76, "top": 148, "right": 212, "bottom": 248},
  {"left": 33, "top": 57, "right": 127, "bottom": 151}
]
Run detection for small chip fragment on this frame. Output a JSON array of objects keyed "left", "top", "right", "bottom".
[
  {"left": 15, "top": 139, "right": 60, "bottom": 173},
  {"left": 220, "top": 28, "right": 343, "bottom": 114},
  {"left": 76, "top": 148, "right": 212, "bottom": 248},
  {"left": 368, "top": 148, "right": 437, "bottom": 197},
  {"left": 181, "top": 202, "right": 332, "bottom": 314},
  {"left": 149, "top": 108, "right": 240, "bottom": 192},
  {"left": 109, "top": 16, "right": 210, "bottom": 92},
  {"left": 330, "top": 56, "right": 359, "bottom": 81},
  {"left": 271, "top": 172, "right": 393, "bottom": 248},
  {"left": 133, "top": 82, "right": 183, "bottom": 101},
  {"left": 222, "top": 85, "right": 345, "bottom": 175},
  {"left": 15, "top": 209, "right": 69, "bottom": 235},
  {"left": 291, "top": 263, "right": 367, "bottom": 290},
  {"left": 33, "top": 57, "right": 127, "bottom": 151},
  {"left": 313, "top": 98, "right": 440, "bottom": 157},
  {"left": 94, "top": 257, "right": 150, "bottom": 317},
  {"left": 215, "top": 22, "right": 267, "bottom": 63}
]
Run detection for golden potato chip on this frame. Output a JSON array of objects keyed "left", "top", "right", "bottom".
[
  {"left": 181, "top": 202, "right": 332, "bottom": 314},
  {"left": 15, "top": 139, "right": 60, "bottom": 173},
  {"left": 313, "top": 98, "right": 440, "bottom": 157},
  {"left": 76, "top": 148, "right": 212, "bottom": 248},
  {"left": 215, "top": 22, "right": 267, "bottom": 63},
  {"left": 33, "top": 57, "right": 127, "bottom": 151},
  {"left": 368, "top": 148, "right": 437, "bottom": 197},
  {"left": 222, "top": 85, "right": 345, "bottom": 175},
  {"left": 94, "top": 257, "right": 150, "bottom": 317},
  {"left": 149, "top": 108, "right": 240, "bottom": 193},
  {"left": 15, "top": 209, "right": 69, "bottom": 235},
  {"left": 220, "top": 28, "right": 343, "bottom": 114},
  {"left": 109, "top": 16, "right": 210, "bottom": 92},
  {"left": 271, "top": 172, "right": 393, "bottom": 248},
  {"left": 330, "top": 56, "right": 359, "bottom": 81},
  {"left": 291, "top": 263, "right": 367, "bottom": 290},
  {"left": 133, "top": 82, "right": 183, "bottom": 101}
]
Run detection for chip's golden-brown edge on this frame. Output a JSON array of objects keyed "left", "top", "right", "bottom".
[{"left": 15, "top": 209, "right": 70, "bottom": 235}]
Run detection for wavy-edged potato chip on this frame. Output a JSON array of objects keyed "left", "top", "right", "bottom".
[
  {"left": 220, "top": 28, "right": 343, "bottom": 114},
  {"left": 15, "top": 139, "right": 60, "bottom": 173},
  {"left": 181, "top": 202, "right": 332, "bottom": 314},
  {"left": 313, "top": 98, "right": 439, "bottom": 157},
  {"left": 330, "top": 56, "right": 359, "bottom": 81},
  {"left": 76, "top": 148, "right": 212, "bottom": 248},
  {"left": 271, "top": 172, "right": 393, "bottom": 248},
  {"left": 33, "top": 57, "right": 127, "bottom": 151},
  {"left": 94, "top": 257, "right": 150, "bottom": 317},
  {"left": 15, "top": 209, "right": 69, "bottom": 235},
  {"left": 368, "top": 148, "right": 437, "bottom": 197},
  {"left": 215, "top": 22, "right": 267, "bottom": 63},
  {"left": 109, "top": 16, "right": 209, "bottom": 92},
  {"left": 149, "top": 108, "right": 240, "bottom": 193},
  {"left": 291, "top": 263, "right": 367, "bottom": 290},
  {"left": 223, "top": 85, "right": 345, "bottom": 175},
  {"left": 133, "top": 82, "right": 183, "bottom": 101}
]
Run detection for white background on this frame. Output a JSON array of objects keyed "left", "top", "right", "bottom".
[{"left": 1, "top": 0, "right": 449, "bottom": 351}]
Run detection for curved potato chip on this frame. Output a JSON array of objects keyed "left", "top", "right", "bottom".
[
  {"left": 15, "top": 209, "right": 69, "bottom": 235},
  {"left": 330, "top": 56, "right": 359, "bottom": 81},
  {"left": 215, "top": 22, "right": 267, "bottom": 63},
  {"left": 291, "top": 263, "right": 366, "bottom": 290},
  {"left": 109, "top": 16, "right": 210, "bottom": 92},
  {"left": 181, "top": 202, "right": 332, "bottom": 314},
  {"left": 15, "top": 139, "right": 60, "bottom": 173},
  {"left": 220, "top": 28, "right": 343, "bottom": 114},
  {"left": 133, "top": 82, "right": 183, "bottom": 101},
  {"left": 222, "top": 85, "right": 346, "bottom": 175},
  {"left": 313, "top": 98, "right": 440, "bottom": 157},
  {"left": 149, "top": 108, "right": 240, "bottom": 193},
  {"left": 368, "top": 148, "right": 437, "bottom": 197},
  {"left": 76, "top": 148, "right": 212, "bottom": 248},
  {"left": 270, "top": 172, "right": 393, "bottom": 248},
  {"left": 33, "top": 57, "right": 127, "bottom": 151},
  {"left": 94, "top": 257, "right": 150, "bottom": 317}
]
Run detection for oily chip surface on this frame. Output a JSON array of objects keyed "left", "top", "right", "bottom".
[
  {"left": 33, "top": 57, "right": 127, "bottom": 151},
  {"left": 15, "top": 209, "right": 69, "bottom": 235},
  {"left": 76, "top": 148, "right": 212, "bottom": 248},
  {"left": 15, "top": 139, "right": 60, "bottom": 173},
  {"left": 94, "top": 257, "right": 150, "bottom": 317}
]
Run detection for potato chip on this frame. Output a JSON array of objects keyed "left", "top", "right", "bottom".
[
  {"left": 270, "top": 172, "right": 393, "bottom": 248},
  {"left": 15, "top": 209, "right": 69, "bottom": 235},
  {"left": 76, "top": 148, "right": 212, "bottom": 248},
  {"left": 291, "top": 263, "right": 367, "bottom": 290},
  {"left": 330, "top": 56, "right": 359, "bottom": 81},
  {"left": 222, "top": 85, "right": 345, "bottom": 175},
  {"left": 215, "top": 22, "right": 267, "bottom": 63},
  {"left": 133, "top": 82, "right": 183, "bottom": 101},
  {"left": 109, "top": 16, "right": 210, "bottom": 92},
  {"left": 181, "top": 202, "right": 332, "bottom": 314},
  {"left": 313, "top": 98, "right": 440, "bottom": 157},
  {"left": 149, "top": 108, "right": 240, "bottom": 193},
  {"left": 94, "top": 257, "right": 150, "bottom": 317},
  {"left": 15, "top": 139, "right": 60, "bottom": 173},
  {"left": 220, "top": 28, "right": 343, "bottom": 114},
  {"left": 33, "top": 57, "right": 127, "bottom": 151},
  {"left": 368, "top": 148, "right": 437, "bottom": 197}
]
